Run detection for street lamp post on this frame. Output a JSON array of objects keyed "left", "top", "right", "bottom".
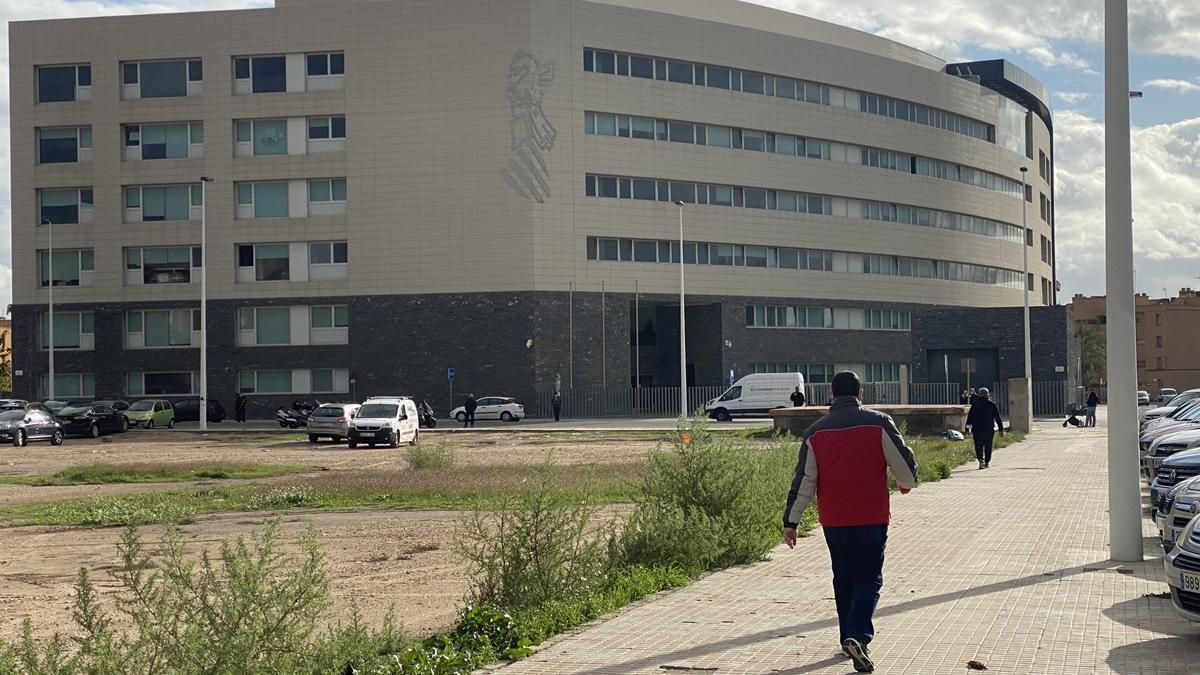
[
  {"left": 43, "top": 218, "right": 54, "bottom": 401},
  {"left": 1019, "top": 166, "right": 1031, "bottom": 384},
  {"left": 199, "top": 177, "right": 213, "bottom": 432},
  {"left": 675, "top": 201, "right": 688, "bottom": 419},
  {"left": 1105, "top": 0, "right": 1143, "bottom": 562}
]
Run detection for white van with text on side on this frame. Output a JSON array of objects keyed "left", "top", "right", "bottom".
[
  {"left": 705, "top": 372, "right": 805, "bottom": 421},
  {"left": 348, "top": 397, "right": 419, "bottom": 448}
]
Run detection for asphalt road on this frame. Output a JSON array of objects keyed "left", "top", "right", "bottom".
[{"left": 171, "top": 416, "right": 773, "bottom": 433}]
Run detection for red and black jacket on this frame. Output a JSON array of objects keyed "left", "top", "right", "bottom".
[{"left": 783, "top": 396, "right": 919, "bottom": 528}]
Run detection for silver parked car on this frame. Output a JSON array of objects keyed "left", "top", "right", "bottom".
[{"left": 307, "top": 403, "right": 360, "bottom": 443}]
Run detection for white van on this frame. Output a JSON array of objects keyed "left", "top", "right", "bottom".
[
  {"left": 705, "top": 372, "right": 805, "bottom": 421},
  {"left": 348, "top": 397, "right": 420, "bottom": 448}
]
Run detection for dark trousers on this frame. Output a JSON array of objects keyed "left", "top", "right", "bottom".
[
  {"left": 822, "top": 524, "right": 888, "bottom": 645},
  {"left": 974, "top": 433, "right": 995, "bottom": 463},
  {"left": 553, "top": 406, "right": 561, "bottom": 422},
  {"left": 463, "top": 410, "right": 475, "bottom": 427}
]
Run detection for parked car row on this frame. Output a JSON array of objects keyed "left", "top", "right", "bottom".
[
  {"left": 302, "top": 394, "right": 521, "bottom": 447},
  {"left": 0, "top": 395, "right": 232, "bottom": 446},
  {"left": 1137, "top": 388, "right": 1200, "bottom": 622}
]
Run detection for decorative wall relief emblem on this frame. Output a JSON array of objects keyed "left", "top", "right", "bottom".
[{"left": 502, "top": 52, "right": 556, "bottom": 203}]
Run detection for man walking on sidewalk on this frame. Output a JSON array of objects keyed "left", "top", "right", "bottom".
[
  {"left": 782, "top": 371, "right": 919, "bottom": 673},
  {"left": 966, "top": 387, "right": 1005, "bottom": 469}
]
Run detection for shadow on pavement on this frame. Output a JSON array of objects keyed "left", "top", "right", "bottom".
[
  {"left": 1102, "top": 594, "right": 1193, "bottom": 637},
  {"left": 567, "top": 559, "right": 1128, "bottom": 675},
  {"left": 768, "top": 654, "right": 852, "bottom": 674},
  {"left": 1106, "top": 636, "right": 1200, "bottom": 674}
]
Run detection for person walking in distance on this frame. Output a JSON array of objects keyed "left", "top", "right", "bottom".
[
  {"left": 234, "top": 393, "right": 247, "bottom": 423},
  {"left": 782, "top": 371, "right": 918, "bottom": 673},
  {"left": 552, "top": 392, "right": 563, "bottom": 422},
  {"left": 966, "top": 387, "right": 1005, "bottom": 469},
  {"left": 790, "top": 386, "right": 806, "bottom": 407},
  {"left": 463, "top": 393, "right": 477, "bottom": 428},
  {"left": 1085, "top": 389, "right": 1101, "bottom": 427}
]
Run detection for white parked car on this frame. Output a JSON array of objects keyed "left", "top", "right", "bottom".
[
  {"left": 306, "top": 403, "right": 360, "bottom": 443},
  {"left": 1157, "top": 476, "right": 1200, "bottom": 550},
  {"left": 1138, "top": 391, "right": 1151, "bottom": 406},
  {"left": 1161, "top": 388, "right": 1180, "bottom": 403},
  {"left": 1164, "top": 508, "right": 1200, "bottom": 622},
  {"left": 347, "top": 397, "right": 419, "bottom": 448},
  {"left": 1144, "top": 428, "right": 1200, "bottom": 482},
  {"left": 450, "top": 397, "right": 524, "bottom": 422}
]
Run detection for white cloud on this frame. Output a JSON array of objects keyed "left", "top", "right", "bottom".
[
  {"left": 0, "top": 1, "right": 272, "bottom": 312},
  {"left": 1142, "top": 78, "right": 1200, "bottom": 94},
  {"left": 1056, "top": 91, "right": 1091, "bottom": 105},
  {"left": 1052, "top": 111, "right": 1200, "bottom": 297}
]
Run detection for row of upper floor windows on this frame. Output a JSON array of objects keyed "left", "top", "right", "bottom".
[
  {"left": 583, "top": 48, "right": 994, "bottom": 143},
  {"left": 35, "top": 116, "right": 345, "bottom": 164},
  {"left": 584, "top": 173, "right": 1027, "bottom": 244},
  {"left": 34, "top": 179, "right": 347, "bottom": 225},
  {"left": 584, "top": 111, "right": 1024, "bottom": 199},
  {"left": 34, "top": 53, "right": 343, "bottom": 103},
  {"left": 36, "top": 241, "right": 348, "bottom": 289},
  {"left": 33, "top": 369, "right": 351, "bottom": 399},
  {"left": 585, "top": 235, "right": 1025, "bottom": 289},
  {"left": 745, "top": 305, "right": 912, "bottom": 331}
]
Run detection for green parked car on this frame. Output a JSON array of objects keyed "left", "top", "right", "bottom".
[{"left": 125, "top": 399, "right": 175, "bottom": 429}]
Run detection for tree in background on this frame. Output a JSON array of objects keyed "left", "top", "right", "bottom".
[{"left": 1078, "top": 325, "right": 1106, "bottom": 387}]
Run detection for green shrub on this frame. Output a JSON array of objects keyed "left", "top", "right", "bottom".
[
  {"left": 458, "top": 460, "right": 610, "bottom": 610},
  {"left": 619, "top": 417, "right": 803, "bottom": 575},
  {"left": 405, "top": 440, "right": 457, "bottom": 470}
]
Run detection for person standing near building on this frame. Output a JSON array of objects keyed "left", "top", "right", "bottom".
[
  {"left": 1085, "top": 389, "right": 1100, "bottom": 427},
  {"left": 234, "top": 393, "right": 247, "bottom": 423},
  {"left": 966, "top": 387, "right": 1005, "bottom": 469},
  {"left": 783, "top": 371, "right": 918, "bottom": 673},
  {"left": 552, "top": 392, "right": 563, "bottom": 422},
  {"left": 463, "top": 393, "right": 477, "bottom": 428},
  {"left": 790, "top": 386, "right": 806, "bottom": 407}
]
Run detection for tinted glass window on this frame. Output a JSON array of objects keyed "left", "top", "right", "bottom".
[
  {"left": 234, "top": 57, "right": 251, "bottom": 79},
  {"left": 306, "top": 54, "right": 328, "bottom": 76},
  {"left": 143, "top": 373, "right": 192, "bottom": 395},
  {"left": 188, "top": 59, "right": 202, "bottom": 81},
  {"left": 58, "top": 406, "right": 89, "bottom": 416},
  {"left": 38, "top": 66, "right": 77, "bottom": 103},
  {"left": 329, "top": 53, "right": 344, "bottom": 75},
  {"left": 140, "top": 61, "right": 188, "bottom": 97},
  {"left": 129, "top": 400, "right": 154, "bottom": 411},
  {"left": 39, "top": 128, "right": 78, "bottom": 163},
  {"left": 0, "top": 411, "right": 23, "bottom": 421},
  {"left": 251, "top": 56, "right": 286, "bottom": 93},
  {"left": 358, "top": 404, "right": 398, "bottom": 418},
  {"left": 313, "top": 406, "right": 345, "bottom": 417},
  {"left": 76, "top": 65, "right": 91, "bottom": 87},
  {"left": 667, "top": 61, "right": 693, "bottom": 84}
]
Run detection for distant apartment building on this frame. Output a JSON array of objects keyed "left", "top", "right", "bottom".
[
  {"left": 1071, "top": 290, "right": 1200, "bottom": 395},
  {"left": 8, "top": 0, "right": 1056, "bottom": 413}
]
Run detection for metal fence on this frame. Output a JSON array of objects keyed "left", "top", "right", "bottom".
[
  {"left": 988, "top": 380, "right": 1076, "bottom": 418},
  {"left": 529, "top": 385, "right": 727, "bottom": 419}
]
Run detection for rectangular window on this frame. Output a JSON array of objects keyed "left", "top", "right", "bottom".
[
  {"left": 239, "top": 244, "right": 291, "bottom": 281},
  {"left": 235, "top": 55, "right": 287, "bottom": 93},
  {"left": 237, "top": 182, "right": 290, "bottom": 218},
  {"left": 308, "top": 179, "right": 348, "bottom": 203},
  {"left": 131, "top": 60, "right": 192, "bottom": 97},
  {"left": 308, "top": 116, "right": 346, "bottom": 139},
  {"left": 130, "top": 185, "right": 193, "bottom": 221},
  {"left": 667, "top": 60, "right": 693, "bottom": 84},
  {"left": 667, "top": 120, "right": 694, "bottom": 143},
  {"left": 306, "top": 52, "right": 345, "bottom": 76},
  {"left": 309, "top": 241, "right": 349, "bottom": 265},
  {"left": 38, "top": 127, "right": 87, "bottom": 163},
  {"left": 130, "top": 246, "right": 194, "bottom": 284},
  {"left": 235, "top": 119, "right": 288, "bottom": 155},
  {"left": 630, "top": 55, "right": 654, "bottom": 79},
  {"left": 129, "top": 372, "right": 196, "bottom": 396},
  {"left": 134, "top": 309, "right": 196, "bottom": 347},
  {"left": 39, "top": 188, "right": 90, "bottom": 224},
  {"left": 38, "top": 65, "right": 88, "bottom": 103},
  {"left": 310, "top": 305, "right": 349, "bottom": 329}
]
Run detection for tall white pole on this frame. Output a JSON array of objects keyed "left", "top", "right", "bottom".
[
  {"left": 676, "top": 202, "right": 687, "bottom": 419},
  {"left": 1020, "top": 167, "right": 1031, "bottom": 383},
  {"left": 199, "top": 177, "right": 212, "bottom": 432},
  {"left": 1105, "top": 0, "right": 1143, "bottom": 562},
  {"left": 45, "top": 219, "right": 54, "bottom": 401}
]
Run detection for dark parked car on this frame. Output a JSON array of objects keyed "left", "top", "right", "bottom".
[
  {"left": 0, "top": 409, "right": 64, "bottom": 447},
  {"left": 42, "top": 399, "right": 89, "bottom": 415},
  {"left": 172, "top": 398, "right": 226, "bottom": 423},
  {"left": 0, "top": 399, "right": 28, "bottom": 412},
  {"left": 92, "top": 399, "right": 131, "bottom": 413},
  {"left": 55, "top": 404, "right": 129, "bottom": 437}
]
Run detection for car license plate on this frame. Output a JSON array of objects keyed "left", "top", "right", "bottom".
[
  {"left": 359, "top": 432, "right": 375, "bottom": 437},
  {"left": 1182, "top": 571, "right": 1200, "bottom": 593}
]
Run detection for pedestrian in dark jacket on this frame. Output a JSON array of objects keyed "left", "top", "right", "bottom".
[
  {"left": 551, "top": 392, "right": 562, "bottom": 422},
  {"left": 234, "top": 393, "right": 247, "bottom": 423},
  {"left": 1085, "top": 390, "right": 1100, "bottom": 427},
  {"left": 966, "top": 387, "right": 1005, "bottom": 469},
  {"left": 790, "top": 386, "right": 806, "bottom": 407},
  {"left": 783, "top": 371, "right": 918, "bottom": 673},
  {"left": 463, "top": 394, "right": 477, "bottom": 428}
]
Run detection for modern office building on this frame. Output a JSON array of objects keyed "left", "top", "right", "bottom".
[
  {"left": 1072, "top": 291, "right": 1200, "bottom": 396},
  {"left": 9, "top": 0, "right": 1055, "bottom": 413}
]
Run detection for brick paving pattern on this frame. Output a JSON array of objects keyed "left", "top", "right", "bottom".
[{"left": 498, "top": 410, "right": 1196, "bottom": 674}]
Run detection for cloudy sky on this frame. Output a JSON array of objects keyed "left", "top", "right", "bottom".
[{"left": 1, "top": 0, "right": 1197, "bottom": 309}]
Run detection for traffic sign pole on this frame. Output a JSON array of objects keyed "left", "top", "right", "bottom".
[{"left": 448, "top": 368, "right": 456, "bottom": 411}]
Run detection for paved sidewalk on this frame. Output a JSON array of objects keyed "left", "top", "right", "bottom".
[{"left": 499, "top": 411, "right": 1196, "bottom": 674}]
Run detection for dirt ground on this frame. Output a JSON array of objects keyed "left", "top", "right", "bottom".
[{"left": 0, "top": 430, "right": 661, "bottom": 643}]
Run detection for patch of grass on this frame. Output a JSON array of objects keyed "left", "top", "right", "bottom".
[
  {"left": 0, "top": 463, "right": 647, "bottom": 527},
  {"left": 903, "top": 432, "right": 1026, "bottom": 487},
  {"left": 0, "top": 462, "right": 314, "bottom": 487},
  {"left": 406, "top": 439, "right": 457, "bottom": 470}
]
